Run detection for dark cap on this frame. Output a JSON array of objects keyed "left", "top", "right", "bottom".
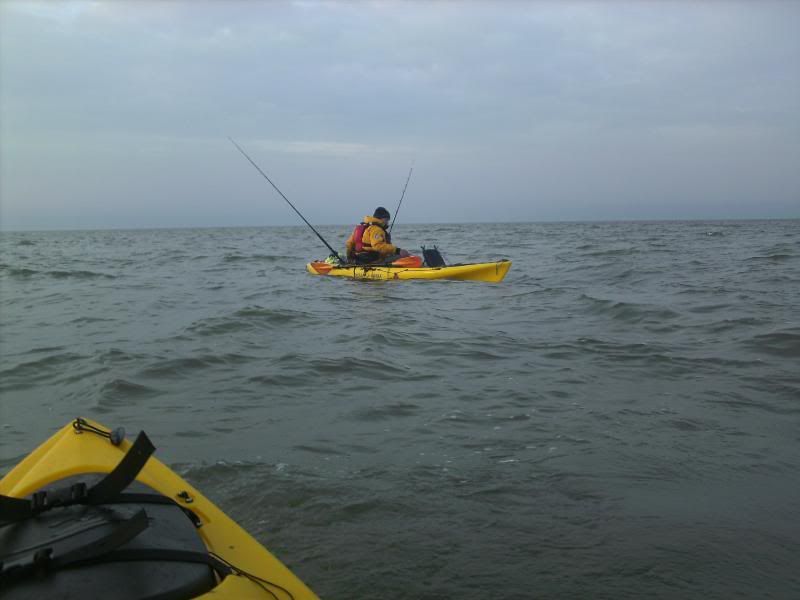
[{"left": 373, "top": 206, "right": 391, "bottom": 220}]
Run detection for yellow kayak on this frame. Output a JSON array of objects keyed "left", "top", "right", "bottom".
[
  {"left": 0, "top": 418, "right": 318, "bottom": 599},
  {"left": 307, "top": 259, "right": 512, "bottom": 282}
]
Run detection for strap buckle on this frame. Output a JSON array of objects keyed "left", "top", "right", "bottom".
[
  {"left": 30, "top": 483, "right": 88, "bottom": 515},
  {"left": 0, "top": 548, "right": 53, "bottom": 585}
]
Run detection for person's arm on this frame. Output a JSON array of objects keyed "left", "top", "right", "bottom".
[{"left": 369, "top": 227, "right": 398, "bottom": 256}]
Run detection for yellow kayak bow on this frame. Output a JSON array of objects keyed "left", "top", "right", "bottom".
[{"left": 0, "top": 418, "right": 318, "bottom": 600}]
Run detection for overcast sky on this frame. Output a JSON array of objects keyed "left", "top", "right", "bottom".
[{"left": 1, "top": 1, "right": 798, "bottom": 230}]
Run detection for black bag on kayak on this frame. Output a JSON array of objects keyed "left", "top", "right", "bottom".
[
  {"left": 0, "top": 427, "right": 227, "bottom": 600},
  {"left": 422, "top": 246, "right": 446, "bottom": 267}
]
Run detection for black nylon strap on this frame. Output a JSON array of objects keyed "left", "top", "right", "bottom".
[
  {"left": 87, "top": 431, "right": 155, "bottom": 504},
  {"left": 0, "top": 483, "right": 88, "bottom": 523},
  {"left": 0, "top": 431, "right": 156, "bottom": 524},
  {"left": 108, "top": 493, "right": 202, "bottom": 528},
  {"left": 0, "top": 509, "right": 149, "bottom": 586},
  {"left": 52, "top": 509, "right": 150, "bottom": 568}
]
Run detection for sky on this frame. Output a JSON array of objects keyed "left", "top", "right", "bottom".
[{"left": 1, "top": 0, "right": 798, "bottom": 230}]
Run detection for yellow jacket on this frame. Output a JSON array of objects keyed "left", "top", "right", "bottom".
[{"left": 345, "top": 216, "right": 398, "bottom": 258}]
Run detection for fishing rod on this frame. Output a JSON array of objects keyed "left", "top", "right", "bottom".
[
  {"left": 228, "top": 137, "right": 343, "bottom": 262},
  {"left": 389, "top": 165, "right": 413, "bottom": 234}
]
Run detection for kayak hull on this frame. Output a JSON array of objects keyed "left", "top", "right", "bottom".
[
  {"left": 0, "top": 419, "right": 318, "bottom": 599},
  {"left": 306, "top": 259, "right": 512, "bottom": 282}
]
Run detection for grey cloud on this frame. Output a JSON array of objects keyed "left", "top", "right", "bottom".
[{"left": 1, "top": 1, "right": 798, "bottom": 230}]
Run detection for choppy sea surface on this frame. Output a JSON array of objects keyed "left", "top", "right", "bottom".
[{"left": 1, "top": 220, "right": 799, "bottom": 599}]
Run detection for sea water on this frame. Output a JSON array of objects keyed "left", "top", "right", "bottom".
[{"left": 1, "top": 220, "right": 799, "bottom": 599}]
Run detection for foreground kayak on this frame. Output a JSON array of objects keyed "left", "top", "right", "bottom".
[
  {"left": 307, "top": 258, "right": 512, "bottom": 282},
  {"left": 0, "top": 418, "right": 317, "bottom": 599}
]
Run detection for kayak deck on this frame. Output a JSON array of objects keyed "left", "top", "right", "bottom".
[
  {"left": 0, "top": 418, "right": 318, "bottom": 600},
  {"left": 307, "top": 259, "right": 511, "bottom": 282}
]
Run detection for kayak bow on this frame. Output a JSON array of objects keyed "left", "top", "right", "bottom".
[{"left": 0, "top": 418, "right": 318, "bottom": 600}]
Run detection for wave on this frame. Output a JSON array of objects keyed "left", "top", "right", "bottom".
[
  {"left": 579, "top": 295, "right": 680, "bottom": 323},
  {"left": 0, "top": 264, "right": 38, "bottom": 277},
  {"left": 100, "top": 378, "right": 160, "bottom": 397},
  {"left": 0, "top": 264, "right": 116, "bottom": 279},
  {"left": 70, "top": 316, "right": 116, "bottom": 324},
  {"left": 585, "top": 247, "right": 639, "bottom": 257},
  {"left": 138, "top": 353, "right": 254, "bottom": 378},
  {"left": 0, "top": 352, "right": 85, "bottom": 392},
  {"left": 447, "top": 347, "right": 509, "bottom": 361},
  {"left": 704, "top": 390, "right": 800, "bottom": 415},
  {"left": 293, "top": 444, "right": 347, "bottom": 456},
  {"left": 274, "top": 354, "right": 430, "bottom": 381},
  {"left": 745, "top": 254, "right": 794, "bottom": 263},
  {"left": 742, "top": 377, "right": 800, "bottom": 408},
  {"left": 96, "top": 348, "right": 152, "bottom": 364},
  {"left": 698, "top": 317, "right": 766, "bottom": 334},
  {"left": 48, "top": 269, "right": 117, "bottom": 279},
  {"left": 223, "top": 253, "right": 295, "bottom": 263},
  {"left": 744, "top": 330, "right": 800, "bottom": 357},
  {"left": 687, "top": 303, "right": 731, "bottom": 314},
  {"left": 233, "top": 306, "right": 310, "bottom": 320},
  {"left": 609, "top": 268, "right": 662, "bottom": 283},
  {"left": 247, "top": 373, "right": 308, "bottom": 386},
  {"left": 186, "top": 307, "right": 315, "bottom": 336},
  {"left": 91, "top": 379, "right": 162, "bottom": 413},
  {"left": 547, "top": 338, "right": 762, "bottom": 377},
  {"left": 349, "top": 402, "right": 422, "bottom": 422},
  {"left": 507, "top": 274, "right": 546, "bottom": 286},
  {"left": 20, "top": 345, "right": 67, "bottom": 355}
]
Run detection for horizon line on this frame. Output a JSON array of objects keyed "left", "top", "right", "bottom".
[{"left": 1, "top": 216, "right": 798, "bottom": 234}]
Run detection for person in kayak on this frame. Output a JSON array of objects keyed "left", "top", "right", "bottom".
[{"left": 346, "top": 206, "right": 409, "bottom": 264}]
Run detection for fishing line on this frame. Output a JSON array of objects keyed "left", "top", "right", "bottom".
[{"left": 229, "top": 137, "right": 343, "bottom": 262}]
